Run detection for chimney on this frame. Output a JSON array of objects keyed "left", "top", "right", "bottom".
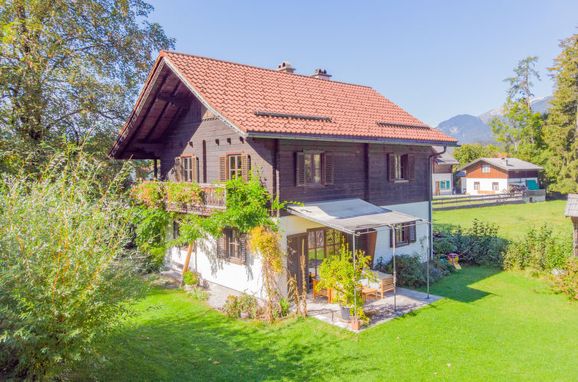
[
  {"left": 277, "top": 61, "right": 295, "bottom": 74},
  {"left": 312, "top": 68, "right": 332, "bottom": 80}
]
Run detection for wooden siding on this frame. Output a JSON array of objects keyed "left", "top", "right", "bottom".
[
  {"left": 464, "top": 162, "right": 507, "bottom": 179},
  {"left": 158, "top": 98, "right": 275, "bottom": 193},
  {"left": 155, "top": 94, "right": 432, "bottom": 207},
  {"left": 277, "top": 140, "right": 430, "bottom": 205},
  {"left": 433, "top": 163, "right": 453, "bottom": 174}
]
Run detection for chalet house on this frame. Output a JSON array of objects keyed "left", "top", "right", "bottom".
[
  {"left": 458, "top": 157, "right": 543, "bottom": 196},
  {"left": 432, "top": 150, "right": 458, "bottom": 196},
  {"left": 111, "top": 51, "right": 457, "bottom": 298}
]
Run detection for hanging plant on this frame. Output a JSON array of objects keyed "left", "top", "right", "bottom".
[
  {"left": 130, "top": 181, "right": 165, "bottom": 208},
  {"left": 165, "top": 182, "right": 203, "bottom": 205}
]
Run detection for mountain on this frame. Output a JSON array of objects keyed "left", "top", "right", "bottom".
[{"left": 436, "top": 96, "right": 553, "bottom": 144}]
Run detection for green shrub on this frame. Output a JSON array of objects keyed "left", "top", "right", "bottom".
[
  {"left": 0, "top": 154, "right": 144, "bottom": 380},
  {"left": 165, "top": 182, "right": 202, "bottom": 205},
  {"left": 554, "top": 257, "right": 578, "bottom": 300},
  {"left": 503, "top": 225, "right": 571, "bottom": 271},
  {"left": 279, "top": 297, "right": 290, "bottom": 317},
  {"left": 223, "top": 294, "right": 259, "bottom": 319},
  {"left": 434, "top": 220, "right": 507, "bottom": 267},
  {"left": 131, "top": 206, "right": 171, "bottom": 272},
  {"left": 182, "top": 271, "right": 199, "bottom": 286}
]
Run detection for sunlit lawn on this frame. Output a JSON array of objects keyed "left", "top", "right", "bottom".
[
  {"left": 433, "top": 200, "right": 571, "bottom": 240},
  {"left": 84, "top": 267, "right": 578, "bottom": 381}
]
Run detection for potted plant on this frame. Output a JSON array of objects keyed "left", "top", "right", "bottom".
[{"left": 316, "top": 245, "right": 374, "bottom": 323}]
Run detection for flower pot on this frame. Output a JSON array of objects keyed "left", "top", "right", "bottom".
[
  {"left": 350, "top": 318, "right": 361, "bottom": 331},
  {"left": 339, "top": 305, "right": 351, "bottom": 321}
]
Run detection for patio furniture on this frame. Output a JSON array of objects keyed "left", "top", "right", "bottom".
[
  {"left": 312, "top": 278, "right": 333, "bottom": 302},
  {"left": 360, "top": 271, "right": 395, "bottom": 299},
  {"left": 362, "top": 286, "right": 379, "bottom": 301}
]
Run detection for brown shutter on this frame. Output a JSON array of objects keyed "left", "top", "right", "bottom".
[
  {"left": 296, "top": 152, "right": 305, "bottom": 186},
  {"left": 389, "top": 227, "right": 394, "bottom": 248},
  {"left": 407, "top": 154, "right": 416, "bottom": 181},
  {"left": 217, "top": 231, "right": 227, "bottom": 258},
  {"left": 239, "top": 233, "right": 248, "bottom": 264},
  {"left": 241, "top": 154, "right": 251, "bottom": 182},
  {"left": 174, "top": 157, "right": 182, "bottom": 182},
  {"left": 323, "top": 152, "right": 334, "bottom": 185},
  {"left": 194, "top": 157, "right": 200, "bottom": 183},
  {"left": 387, "top": 153, "right": 395, "bottom": 182},
  {"left": 219, "top": 156, "right": 227, "bottom": 182},
  {"left": 409, "top": 223, "right": 417, "bottom": 243}
]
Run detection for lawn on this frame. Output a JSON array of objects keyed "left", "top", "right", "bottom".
[
  {"left": 84, "top": 267, "right": 578, "bottom": 381},
  {"left": 433, "top": 200, "right": 571, "bottom": 240}
]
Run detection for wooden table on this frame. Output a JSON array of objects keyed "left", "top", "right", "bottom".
[{"left": 362, "top": 286, "right": 379, "bottom": 302}]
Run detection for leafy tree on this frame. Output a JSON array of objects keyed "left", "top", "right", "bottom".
[
  {"left": 490, "top": 56, "right": 546, "bottom": 161},
  {"left": 0, "top": 152, "right": 144, "bottom": 379},
  {"left": 542, "top": 33, "right": 578, "bottom": 194},
  {"left": 453, "top": 143, "right": 500, "bottom": 166},
  {"left": 0, "top": 0, "right": 174, "bottom": 174}
]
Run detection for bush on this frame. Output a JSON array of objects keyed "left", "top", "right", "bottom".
[
  {"left": 0, "top": 154, "right": 144, "bottom": 380},
  {"left": 375, "top": 254, "right": 451, "bottom": 288},
  {"left": 434, "top": 220, "right": 507, "bottom": 267},
  {"left": 554, "top": 257, "right": 578, "bottom": 300},
  {"left": 131, "top": 206, "right": 172, "bottom": 272},
  {"left": 182, "top": 271, "right": 199, "bottom": 286},
  {"left": 223, "top": 294, "right": 259, "bottom": 319},
  {"left": 503, "top": 225, "right": 571, "bottom": 271}
]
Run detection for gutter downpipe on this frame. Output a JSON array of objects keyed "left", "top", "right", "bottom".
[{"left": 428, "top": 146, "right": 447, "bottom": 299}]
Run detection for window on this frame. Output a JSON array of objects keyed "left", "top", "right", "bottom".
[
  {"left": 218, "top": 228, "right": 246, "bottom": 264},
  {"left": 174, "top": 156, "right": 198, "bottom": 182},
  {"left": 474, "top": 182, "right": 480, "bottom": 190},
  {"left": 482, "top": 165, "right": 490, "bottom": 173},
  {"left": 446, "top": 180, "right": 451, "bottom": 189},
  {"left": 228, "top": 154, "right": 242, "bottom": 179},
  {"left": 390, "top": 223, "right": 417, "bottom": 247},
  {"left": 440, "top": 181, "right": 447, "bottom": 190},
  {"left": 296, "top": 152, "right": 333, "bottom": 186},
  {"left": 307, "top": 228, "right": 347, "bottom": 277},
  {"left": 492, "top": 182, "right": 499, "bottom": 191},
  {"left": 388, "top": 153, "right": 415, "bottom": 182},
  {"left": 220, "top": 154, "right": 251, "bottom": 181}
]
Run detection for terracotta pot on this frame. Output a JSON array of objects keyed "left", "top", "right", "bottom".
[{"left": 350, "top": 318, "right": 361, "bottom": 331}]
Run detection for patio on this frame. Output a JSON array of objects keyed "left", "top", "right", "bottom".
[{"left": 307, "top": 288, "right": 441, "bottom": 331}]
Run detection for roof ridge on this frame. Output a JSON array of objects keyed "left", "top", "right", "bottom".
[{"left": 160, "top": 49, "right": 375, "bottom": 89}]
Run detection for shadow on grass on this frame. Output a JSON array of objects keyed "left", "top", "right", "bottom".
[
  {"left": 86, "top": 290, "right": 374, "bottom": 381},
  {"left": 425, "top": 266, "right": 501, "bottom": 303}
]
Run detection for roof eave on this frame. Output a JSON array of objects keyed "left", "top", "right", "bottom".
[{"left": 245, "top": 131, "right": 458, "bottom": 147}]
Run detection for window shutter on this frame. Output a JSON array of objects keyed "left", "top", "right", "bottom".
[
  {"left": 323, "top": 152, "right": 334, "bottom": 185},
  {"left": 387, "top": 153, "right": 395, "bottom": 182},
  {"left": 219, "top": 156, "right": 227, "bottom": 182},
  {"left": 217, "top": 232, "right": 227, "bottom": 258},
  {"left": 409, "top": 223, "right": 416, "bottom": 243},
  {"left": 239, "top": 233, "right": 248, "bottom": 264},
  {"left": 194, "top": 157, "right": 200, "bottom": 183},
  {"left": 389, "top": 227, "right": 394, "bottom": 248},
  {"left": 407, "top": 154, "right": 416, "bottom": 181},
  {"left": 174, "top": 157, "right": 183, "bottom": 182},
  {"left": 241, "top": 154, "right": 251, "bottom": 182},
  {"left": 296, "top": 152, "right": 305, "bottom": 186}
]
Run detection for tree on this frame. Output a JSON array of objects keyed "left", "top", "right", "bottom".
[
  {"left": 453, "top": 143, "right": 500, "bottom": 166},
  {"left": 0, "top": 152, "right": 144, "bottom": 379},
  {"left": 0, "top": 0, "right": 174, "bottom": 174},
  {"left": 542, "top": 33, "right": 578, "bottom": 194},
  {"left": 490, "top": 56, "right": 546, "bottom": 160}
]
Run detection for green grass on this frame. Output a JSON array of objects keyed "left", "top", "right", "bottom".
[
  {"left": 84, "top": 267, "right": 578, "bottom": 381},
  {"left": 433, "top": 200, "right": 571, "bottom": 240}
]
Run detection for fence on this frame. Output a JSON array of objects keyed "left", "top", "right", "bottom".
[{"left": 432, "top": 191, "right": 533, "bottom": 210}]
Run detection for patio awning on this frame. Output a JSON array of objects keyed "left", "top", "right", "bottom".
[{"left": 286, "top": 198, "right": 424, "bottom": 234}]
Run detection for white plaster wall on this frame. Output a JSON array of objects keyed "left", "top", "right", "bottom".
[
  {"left": 374, "top": 201, "right": 430, "bottom": 265},
  {"left": 166, "top": 236, "right": 267, "bottom": 299},
  {"left": 432, "top": 173, "right": 453, "bottom": 195},
  {"left": 465, "top": 178, "right": 508, "bottom": 195}
]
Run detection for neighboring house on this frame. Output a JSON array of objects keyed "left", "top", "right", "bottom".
[
  {"left": 432, "top": 150, "right": 458, "bottom": 196},
  {"left": 458, "top": 157, "right": 543, "bottom": 195},
  {"left": 110, "top": 51, "right": 457, "bottom": 298}
]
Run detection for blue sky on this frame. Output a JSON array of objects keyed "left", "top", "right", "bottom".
[{"left": 147, "top": 0, "right": 578, "bottom": 126}]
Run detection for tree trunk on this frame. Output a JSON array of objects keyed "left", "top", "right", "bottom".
[{"left": 181, "top": 243, "right": 194, "bottom": 285}]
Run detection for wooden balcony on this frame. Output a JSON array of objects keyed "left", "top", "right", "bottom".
[
  {"left": 131, "top": 181, "right": 226, "bottom": 215},
  {"left": 165, "top": 183, "right": 226, "bottom": 215}
]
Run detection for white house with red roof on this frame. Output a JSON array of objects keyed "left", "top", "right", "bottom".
[{"left": 111, "top": 51, "right": 457, "bottom": 299}]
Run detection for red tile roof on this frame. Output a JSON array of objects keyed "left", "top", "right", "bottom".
[{"left": 159, "top": 51, "right": 456, "bottom": 144}]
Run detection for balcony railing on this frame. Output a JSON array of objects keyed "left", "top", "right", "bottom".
[{"left": 131, "top": 181, "right": 226, "bottom": 215}]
